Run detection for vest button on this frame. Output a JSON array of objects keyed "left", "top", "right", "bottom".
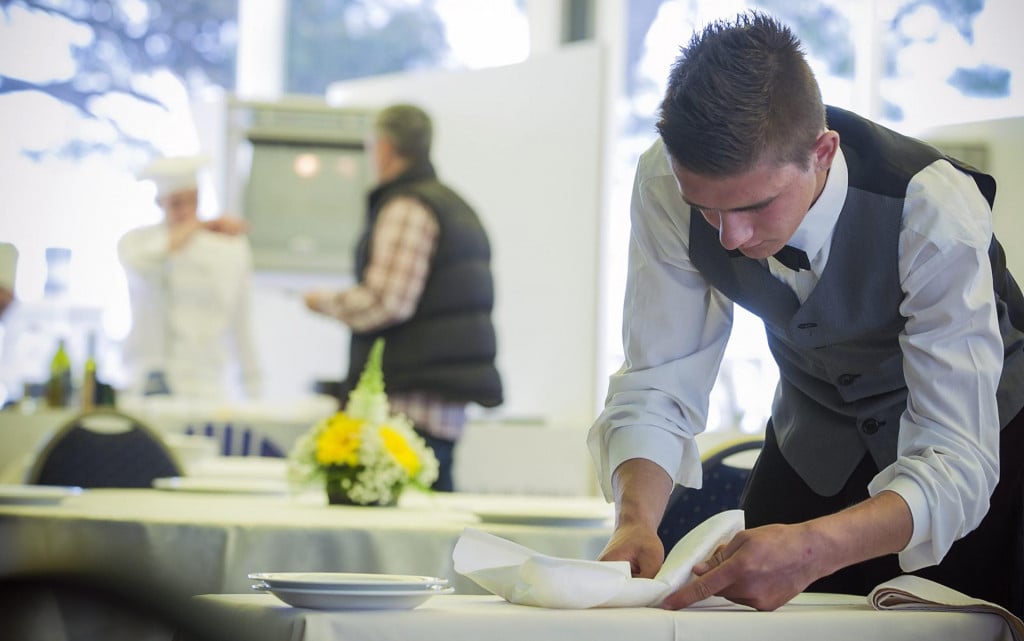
[
  {"left": 837, "top": 373, "right": 860, "bottom": 386},
  {"left": 861, "top": 419, "right": 881, "bottom": 435}
]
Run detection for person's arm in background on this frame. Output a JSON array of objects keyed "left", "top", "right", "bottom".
[
  {"left": 119, "top": 216, "right": 249, "bottom": 275},
  {"left": 304, "top": 196, "right": 438, "bottom": 332}
]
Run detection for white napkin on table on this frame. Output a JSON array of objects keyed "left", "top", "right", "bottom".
[
  {"left": 869, "top": 575, "right": 1024, "bottom": 641},
  {"left": 453, "top": 509, "right": 744, "bottom": 609}
]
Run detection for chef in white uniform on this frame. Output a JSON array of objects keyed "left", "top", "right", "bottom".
[{"left": 118, "top": 155, "right": 261, "bottom": 400}]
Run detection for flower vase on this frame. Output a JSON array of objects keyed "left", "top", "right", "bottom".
[{"left": 324, "top": 471, "right": 400, "bottom": 507}]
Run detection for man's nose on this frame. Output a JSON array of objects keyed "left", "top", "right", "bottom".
[{"left": 718, "top": 213, "right": 753, "bottom": 251}]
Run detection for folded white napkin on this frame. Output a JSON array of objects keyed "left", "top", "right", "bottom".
[
  {"left": 453, "top": 509, "right": 744, "bottom": 609},
  {"left": 869, "top": 575, "right": 1024, "bottom": 641}
]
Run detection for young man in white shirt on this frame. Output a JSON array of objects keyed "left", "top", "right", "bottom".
[{"left": 589, "top": 12, "right": 1024, "bottom": 616}]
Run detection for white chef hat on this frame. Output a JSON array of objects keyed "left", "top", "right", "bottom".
[{"left": 139, "top": 154, "right": 208, "bottom": 199}]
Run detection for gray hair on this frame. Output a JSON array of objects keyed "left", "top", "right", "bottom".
[{"left": 375, "top": 104, "right": 433, "bottom": 164}]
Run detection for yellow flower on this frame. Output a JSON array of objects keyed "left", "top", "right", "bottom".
[
  {"left": 315, "top": 413, "right": 364, "bottom": 467},
  {"left": 379, "top": 425, "right": 421, "bottom": 477}
]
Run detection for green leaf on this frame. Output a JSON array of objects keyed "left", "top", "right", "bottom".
[
  {"left": 357, "top": 338, "right": 386, "bottom": 395},
  {"left": 345, "top": 338, "right": 389, "bottom": 423}
]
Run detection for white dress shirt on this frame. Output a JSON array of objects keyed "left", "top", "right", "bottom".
[
  {"left": 119, "top": 223, "right": 261, "bottom": 400},
  {"left": 588, "top": 137, "right": 1002, "bottom": 571}
]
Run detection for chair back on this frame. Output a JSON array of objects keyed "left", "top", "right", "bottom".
[
  {"left": 657, "top": 436, "right": 764, "bottom": 551},
  {"left": 184, "top": 422, "right": 285, "bottom": 457},
  {"left": 27, "top": 408, "right": 183, "bottom": 488}
]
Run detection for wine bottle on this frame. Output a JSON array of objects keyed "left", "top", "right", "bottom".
[
  {"left": 45, "top": 338, "right": 72, "bottom": 408},
  {"left": 81, "top": 332, "right": 97, "bottom": 411}
]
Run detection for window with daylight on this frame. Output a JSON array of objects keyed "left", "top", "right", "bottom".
[{"left": 0, "top": 0, "right": 529, "bottom": 405}]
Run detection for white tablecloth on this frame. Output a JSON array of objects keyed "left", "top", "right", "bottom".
[
  {"left": 184, "top": 592, "right": 1014, "bottom": 641},
  {"left": 0, "top": 488, "right": 613, "bottom": 596}
]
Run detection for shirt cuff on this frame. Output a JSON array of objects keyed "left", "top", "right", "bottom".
[
  {"left": 606, "top": 425, "right": 703, "bottom": 492},
  {"left": 868, "top": 472, "right": 933, "bottom": 570}
]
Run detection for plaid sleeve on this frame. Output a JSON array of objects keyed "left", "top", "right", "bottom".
[{"left": 328, "top": 196, "right": 438, "bottom": 332}]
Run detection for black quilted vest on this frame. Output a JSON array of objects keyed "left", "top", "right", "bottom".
[{"left": 344, "top": 161, "right": 503, "bottom": 408}]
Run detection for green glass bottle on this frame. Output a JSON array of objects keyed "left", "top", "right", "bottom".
[
  {"left": 81, "top": 333, "right": 97, "bottom": 411},
  {"left": 45, "top": 338, "right": 72, "bottom": 408}
]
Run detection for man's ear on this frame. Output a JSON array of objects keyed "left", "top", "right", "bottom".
[{"left": 813, "top": 130, "right": 840, "bottom": 172}]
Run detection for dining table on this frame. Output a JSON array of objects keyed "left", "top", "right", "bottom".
[
  {"left": 177, "top": 590, "right": 1018, "bottom": 641},
  {"left": 4, "top": 476, "right": 1021, "bottom": 641},
  {"left": 0, "top": 484, "right": 614, "bottom": 597},
  {"left": 0, "top": 479, "right": 617, "bottom": 641}
]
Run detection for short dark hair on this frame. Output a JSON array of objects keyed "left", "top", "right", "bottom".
[
  {"left": 656, "top": 11, "right": 825, "bottom": 176},
  {"left": 375, "top": 104, "right": 433, "bottom": 164}
]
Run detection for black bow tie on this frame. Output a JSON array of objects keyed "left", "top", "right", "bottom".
[
  {"left": 727, "top": 245, "right": 810, "bottom": 271},
  {"left": 773, "top": 245, "right": 811, "bottom": 271}
]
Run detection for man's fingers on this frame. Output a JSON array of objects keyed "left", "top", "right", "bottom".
[
  {"left": 692, "top": 545, "right": 727, "bottom": 575},
  {"left": 660, "top": 562, "right": 734, "bottom": 610}
]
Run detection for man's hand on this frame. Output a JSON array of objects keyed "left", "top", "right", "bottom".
[
  {"left": 599, "top": 520, "right": 665, "bottom": 579},
  {"left": 303, "top": 290, "right": 335, "bottom": 315},
  {"left": 660, "top": 490, "right": 913, "bottom": 611},
  {"left": 600, "top": 458, "right": 675, "bottom": 578},
  {"left": 660, "top": 522, "right": 823, "bottom": 611}
]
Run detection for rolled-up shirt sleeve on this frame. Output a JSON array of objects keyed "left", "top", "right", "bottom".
[
  {"left": 867, "top": 159, "right": 1001, "bottom": 571},
  {"left": 324, "top": 197, "right": 438, "bottom": 333},
  {"left": 588, "top": 141, "right": 734, "bottom": 500}
]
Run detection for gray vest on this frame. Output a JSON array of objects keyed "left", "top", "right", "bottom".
[{"left": 688, "top": 107, "right": 1024, "bottom": 496}]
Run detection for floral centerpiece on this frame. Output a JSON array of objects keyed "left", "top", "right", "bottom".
[{"left": 287, "top": 338, "right": 439, "bottom": 505}]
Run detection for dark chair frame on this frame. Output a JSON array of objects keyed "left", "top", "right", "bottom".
[{"left": 26, "top": 408, "right": 183, "bottom": 488}]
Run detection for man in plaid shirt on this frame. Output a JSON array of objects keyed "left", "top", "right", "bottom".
[{"left": 305, "top": 104, "right": 502, "bottom": 491}]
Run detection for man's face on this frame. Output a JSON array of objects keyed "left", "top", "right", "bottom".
[
  {"left": 366, "top": 131, "right": 397, "bottom": 184},
  {"left": 669, "top": 132, "right": 836, "bottom": 260},
  {"left": 158, "top": 188, "right": 199, "bottom": 226}
]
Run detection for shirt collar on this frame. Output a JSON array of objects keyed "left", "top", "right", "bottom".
[{"left": 786, "top": 146, "right": 847, "bottom": 260}]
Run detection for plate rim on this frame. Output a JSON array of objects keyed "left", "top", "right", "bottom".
[
  {"left": 152, "top": 476, "right": 289, "bottom": 494},
  {"left": 247, "top": 572, "right": 449, "bottom": 590},
  {"left": 255, "top": 585, "right": 454, "bottom": 597},
  {"left": 257, "top": 585, "right": 453, "bottom": 610},
  {"left": 472, "top": 510, "right": 613, "bottom": 526},
  {"left": 0, "top": 484, "right": 83, "bottom": 504}
]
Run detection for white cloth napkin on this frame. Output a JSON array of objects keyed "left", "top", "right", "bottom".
[
  {"left": 869, "top": 575, "right": 1024, "bottom": 641},
  {"left": 453, "top": 509, "right": 744, "bottom": 609}
]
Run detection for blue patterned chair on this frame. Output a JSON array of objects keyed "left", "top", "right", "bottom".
[{"left": 657, "top": 435, "right": 764, "bottom": 551}]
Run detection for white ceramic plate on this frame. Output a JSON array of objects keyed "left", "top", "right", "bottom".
[
  {"left": 253, "top": 584, "right": 454, "bottom": 610},
  {"left": 248, "top": 572, "right": 448, "bottom": 591},
  {"left": 473, "top": 507, "right": 613, "bottom": 527},
  {"left": 152, "top": 476, "right": 289, "bottom": 494},
  {"left": 0, "top": 484, "right": 82, "bottom": 505}
]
